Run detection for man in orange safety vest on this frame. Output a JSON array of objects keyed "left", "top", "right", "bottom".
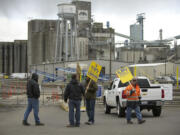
[{"left": 124, "top": 78, "right": 146, "bottom": 124}]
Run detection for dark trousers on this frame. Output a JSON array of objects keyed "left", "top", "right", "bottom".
[
  {"left": 68, "top": 99, "right": 81, "bottom": 125},
  {"left": 126, "top": 101, "right": 142, "bottom": 121},
  {"left": 23, "top": 98, "right": 40, "bottom": 123},
  {"left": 86, "top": 99, "right": 96, "bottom": 123}
]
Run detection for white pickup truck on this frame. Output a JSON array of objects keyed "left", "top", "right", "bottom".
[{"left": 104, "top": 76, "right": 173, "bottom": 117}]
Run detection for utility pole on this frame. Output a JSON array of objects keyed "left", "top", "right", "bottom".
[
  {"left": 165, "top": 59, "right": 166, "bottom": 76},
  {"left": 107, "top": 21, "right": 112, "bottom": 81},
  {"left": 43, "top": 63, "right": 45, "bottom": 104},
  {"left": 110, "top": 31, "right": 112, "bottom": 81}
]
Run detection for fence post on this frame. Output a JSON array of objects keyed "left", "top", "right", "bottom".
[
  {"left": 177, "top": 66, "right": 179, "bottom": 89},
  {"left": 42, "top": 85, "right": 44, "bottom": 105},
  {"left": 17, "top": 80, "right": 19, "bottom": 105}
]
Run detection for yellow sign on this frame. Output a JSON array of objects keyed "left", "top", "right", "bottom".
[
  {"left": 87, "top": 61, "right": 102, "bottom": 82},
  {"left": 116, "top": 66, "right": 133, "bottom": 83}
]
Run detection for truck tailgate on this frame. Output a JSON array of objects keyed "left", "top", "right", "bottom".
[
  {"left": 152, "top": 84, "right": 173, "bottom": 100},
  {"left": 140, "top": 88, "right": 162, "bottom": 101}
]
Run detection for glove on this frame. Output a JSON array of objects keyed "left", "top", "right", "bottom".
[
  {"left": 138, "top": 96, "right": 142, "bottom": 100},
  {"left": 64, "top": 99, "right": 67, "bottom": 103},
  {"left": 130, "top": 89, "right": 135, "bottom": 95}
]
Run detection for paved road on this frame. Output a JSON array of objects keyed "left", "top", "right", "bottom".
[{"left": 0, "top": 104, "right": 180, "bottom": 135}]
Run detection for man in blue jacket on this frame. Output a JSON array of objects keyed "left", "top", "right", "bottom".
[
  {"left": 64, "top": 74, "right": 84, "bottom": 127},
  {"left": 23, "top": 73, "right": 44, "bottom": 126}
]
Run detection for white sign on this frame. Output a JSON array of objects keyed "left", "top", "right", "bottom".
[{"left": 78, "top": 10, "right": 88, "bottom": 21}]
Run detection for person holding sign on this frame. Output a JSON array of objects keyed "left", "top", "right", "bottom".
[
  {"left": 84, "top": 76, "right": 98, "bottom": 125},
  {"left": 124, "top": 78, "right": 146, "bottom": 124}
]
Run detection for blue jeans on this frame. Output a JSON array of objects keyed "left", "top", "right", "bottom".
[
  {"left": 23, "top": 98, "right": 40, "bottom": 123},
  {"left": 68, "top": 99, "right": 81, "bottom": 125},
  {"left": 86, "top": 99, "right": 96, "bottom": 123},
  {"left": 126, "top": 106, "right": 142, "bottom": 121}
]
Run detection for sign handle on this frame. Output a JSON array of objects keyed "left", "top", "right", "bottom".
[
  {"left": 85, "top": 79, "right": 92, "bottom": 94},
  {"left": 84, "top": 79, "right": 92, "bottom": 107},
  {"left": 128, "top": 81, "right": 134, "bottom": 90},
  {"left": 128, "top": 80, "right": 140, "bottom": 98}
]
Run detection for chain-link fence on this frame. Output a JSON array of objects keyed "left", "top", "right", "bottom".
[
  {"left": 0, "top": 78, "right": 106, "bottom": 107},
  {"left": 0, "top": 78, "right": 66, "bottom": 106}
]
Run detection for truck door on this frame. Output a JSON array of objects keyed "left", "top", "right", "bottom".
[
  {"left": 106, "top": 81, "right": 114, "bottom": 106},
  {"left": 111, "top": 79, "right": 119, "bottom": 106}
]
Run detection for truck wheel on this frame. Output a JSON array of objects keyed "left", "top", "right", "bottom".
[
  {"left": 152, "top": 107, "right": 162, "bottom": 117},
  {"left": 104, "top": 99, "right": 111, "bottom": 114},
  {"left": 117, "top": 101, "right": 125, "bottom": 117}
]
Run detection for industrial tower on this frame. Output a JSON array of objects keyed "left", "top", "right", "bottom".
[{"left": 55, "top": 0, "right": 91, "bottom": 62}]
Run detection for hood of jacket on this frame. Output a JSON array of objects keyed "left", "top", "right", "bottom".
[
  {"left": 31, "top": 73, "right": 38, "bottom": 82},
  {"left": 70, "top": 79, "right": 78, "bottom": 85}
]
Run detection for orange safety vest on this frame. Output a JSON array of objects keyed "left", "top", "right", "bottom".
[{"left": 124, "top": 84, "right": 140, "bottom": 101}]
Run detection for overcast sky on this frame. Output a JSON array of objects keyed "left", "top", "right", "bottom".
[{"left": 0, "top": 0, "right": 180, "bottom": 43}]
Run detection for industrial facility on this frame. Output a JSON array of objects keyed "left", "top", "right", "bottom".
[
  {"left": 0, "top": 0, "right": 180, "bottom": 79},
  {"left": 28, "top": 0, "right": 115, "bottom": 66}
]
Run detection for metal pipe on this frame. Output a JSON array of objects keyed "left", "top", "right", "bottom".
[
  {"left": 65, "top": 20, "right": 69, "bottom": 61},
  {"left": 70, "top": 22, "right": 73, "bottom": 61},
  {"left": 60, "top": 19, "right": 64, "bottom": 61},
  {"left": 115, "top": 32, "right": 131, "bottom": 39},
  {"left": 109, "top": 29, "right": 112, "bottom": 81},
  {"left": 159, "top": 29, "right": 163, "bottom": 40},
  {"left": 74, "top": 16, "right": 78, "bottom": 60}
]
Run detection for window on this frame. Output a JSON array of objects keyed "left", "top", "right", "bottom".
[
  {"left": 137, "top": 79, "right": 150, "bottom": 88},
  {"left": 118, "top": 81, "right": 129, "bottom": 88},
  {"left": 113, "top": 84, "right": 116, "bottom": 89}
]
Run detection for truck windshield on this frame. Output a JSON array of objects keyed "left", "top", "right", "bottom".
[
  {"left": 118, "top": 79, "right": 151, "bottom": 88},
  {"left": 118, "top": 81, "right": 129, "bottom": 88},
  {"left": 137, "top": 79, "right": 150, "bottom": 88}
]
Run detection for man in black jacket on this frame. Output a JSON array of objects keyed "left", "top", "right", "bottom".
[
  {"left": 64, "top": 74, "right": 84, "bottom": 127},
  {"left": 23, "top": 73, "right": 44, "bottom": 126}
]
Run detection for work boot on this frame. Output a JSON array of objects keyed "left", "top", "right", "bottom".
[
  {"left": 35, "top": 122, "right": 45, "bottom": 126},
  {"left": 22, "top": 120, "right": 30, "bottom": 126},
  {"left": 85, "top": 121, "right": 94, "bottom": 125},
  {"left": 75, "top": 124, "right": 80, "bottom": 127},
  {"left": 138, "top": 119, "right": 146, "bottom": 124},
  {"left": 66, "top": 124, "right": 74, "bottom": 127},
  {"left": 127, "top": 120, "right": 133, "bottom": 124}
]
